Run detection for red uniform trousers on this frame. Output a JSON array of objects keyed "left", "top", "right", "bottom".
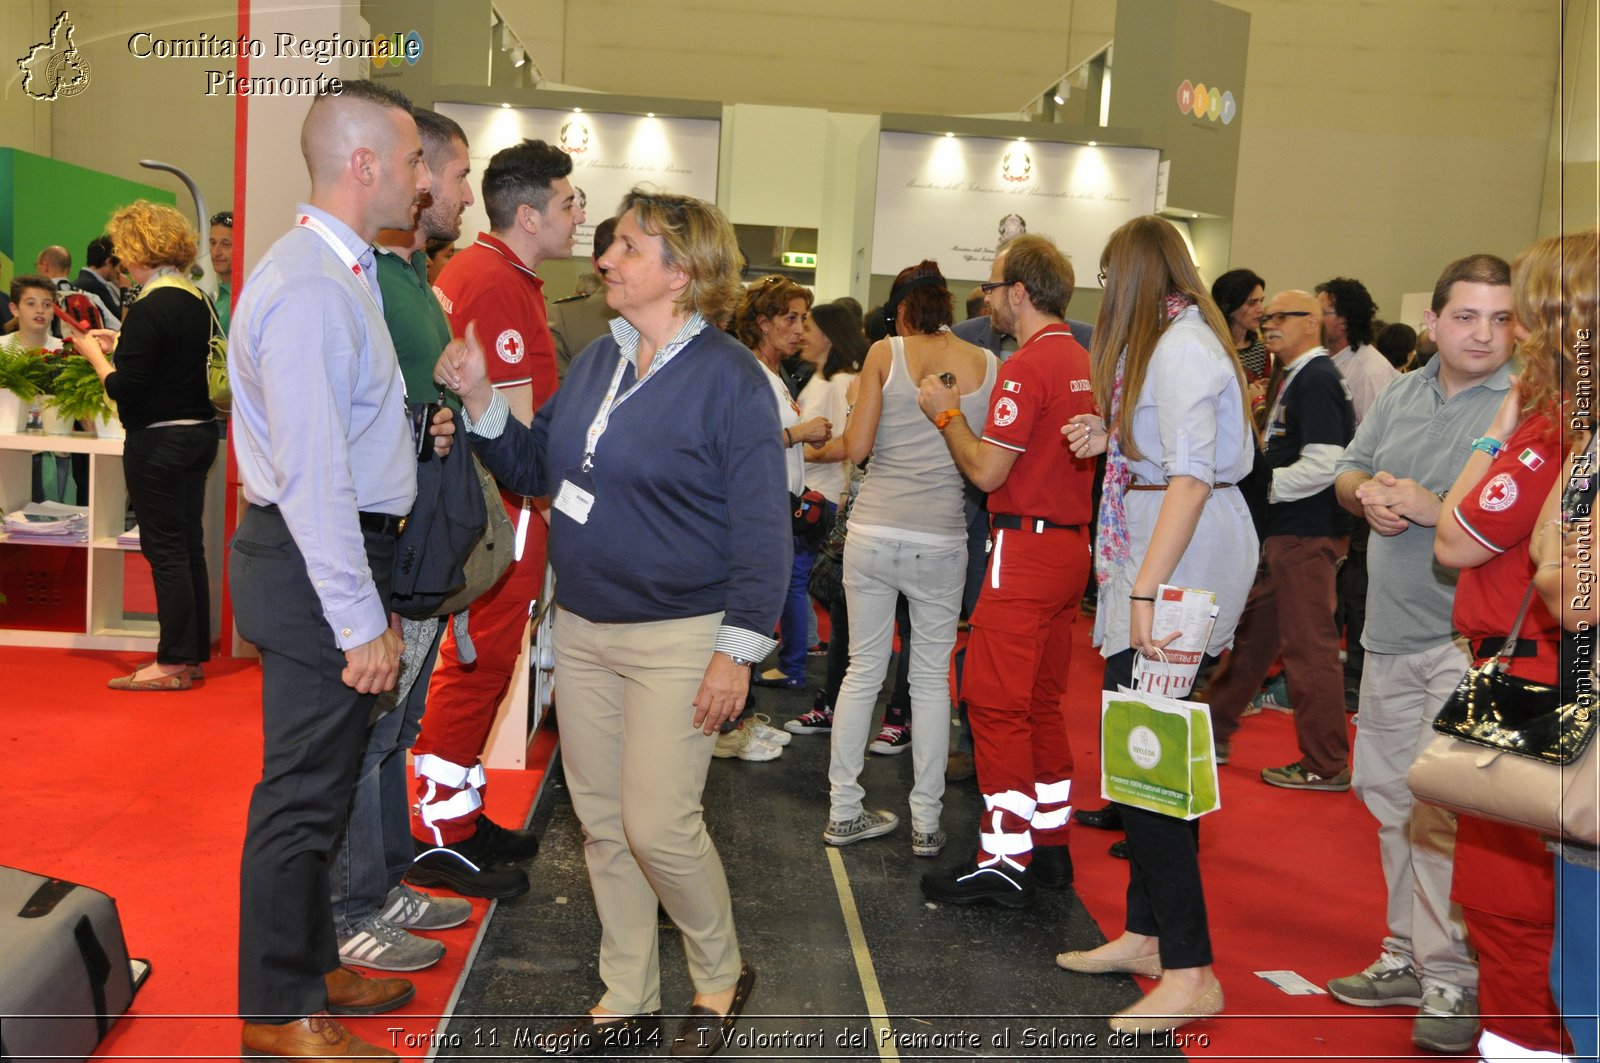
[
  {"left": 1454, "top": 816, "right": 1572, "bottom": 1055},
  {"left": 962, "top": 523, "right": 1087, "bottom": 868},
  {"left": 410, "top": 489, "right": 547, "bottom": 845}
]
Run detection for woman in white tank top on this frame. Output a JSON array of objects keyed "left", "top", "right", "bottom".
[{"left": 823, "top": 261, "right": 997, "bottom": 856}]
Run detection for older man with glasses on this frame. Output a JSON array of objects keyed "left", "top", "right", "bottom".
[{"left": 1196, "top": 290, "right": 1357, "bottom": 790}]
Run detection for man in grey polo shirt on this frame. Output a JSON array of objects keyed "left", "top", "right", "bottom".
[{"left": 1328, "top": 254, "right": 1515, "bottom": 1054}]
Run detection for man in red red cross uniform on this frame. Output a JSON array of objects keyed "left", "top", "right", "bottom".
[
  {"left": 915, "top": 234, "right": 1098, "bottom": 908},
  {"left": 406, "top": 140, "right": 585, "bottom": 899}
]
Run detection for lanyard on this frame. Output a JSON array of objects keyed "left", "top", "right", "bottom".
[
  {"left": 296, "top": 213, "right": 379, "bottom": 311},
  {"left": 580, "top": 331, "right": 696, "bottom": 471}
]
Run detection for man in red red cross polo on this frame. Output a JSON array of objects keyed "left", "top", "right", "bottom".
[
  {"left": 915, "top": 233, "right": 1098, "bottom": 907},
  {"left": 406, "top": 140, "right": 585, "bottom": 900}
]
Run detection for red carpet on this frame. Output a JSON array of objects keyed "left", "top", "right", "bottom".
[
  {"left": 0, "top": 646, "right": 549, "bottom": 1062},
  {"left": 5, "top": 627, "right": 1472, "bottom": 1061},
  {"left": 1059, "top": 629, "right": 1472, "bottom": 1061}
]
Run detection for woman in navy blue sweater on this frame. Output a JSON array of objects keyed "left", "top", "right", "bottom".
[{"left": 440, "top": 188, "right": 787, "bottom": 1060}]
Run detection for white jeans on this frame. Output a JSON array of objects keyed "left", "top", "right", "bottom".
[
  {"left": 1352, "top": 640, "right": 1476, "bottom": 991},
  {"left": 827, "top": 531, "right": 963, "bottom": 833}
]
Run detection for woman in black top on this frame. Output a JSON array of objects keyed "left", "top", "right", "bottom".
[{"left": 71, "top": 201, "right": 218, "bottom": 691}]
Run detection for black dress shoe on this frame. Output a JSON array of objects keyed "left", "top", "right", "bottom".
[
  {"left": 531, "top": 1012, "right": 663, "bottom": 1056},
  {"left": 671, "top": 963, "right": 755, "bottom": 1058},
  {"left": 1109, "top": 838, "right": 1129, "bottom": 860},
  {"left": 1074, "top": 805, "right": 1124, "bottom": 831},
  {"left": 1031, "top": 844, "right": 1074, "bottom": 888}
]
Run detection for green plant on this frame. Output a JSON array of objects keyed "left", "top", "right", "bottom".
[
  {"left": 45, "top": 354, "right": 113, "bottom": 423},
  {"left": 0, "top": 346, "right": 55, "bottom": 400}
]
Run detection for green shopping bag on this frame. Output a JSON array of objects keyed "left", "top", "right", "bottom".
[{"left": 1100, "top": 688, "right": 1221, "bottom": 820}]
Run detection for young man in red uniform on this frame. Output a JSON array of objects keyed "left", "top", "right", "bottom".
[
  {"left": 406, "top": 139, "right": 585, "bottom": 899},
  {"left": 915, "top": 234, "right": 1098, "bottom": 907}
]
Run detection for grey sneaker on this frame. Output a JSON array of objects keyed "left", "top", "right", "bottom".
[
  {"left": 379, "top": 883, "right": 471, "bottom": 931},
  {"left": 337, "top": 914, "right": 445, "bottom": 972},
  {"left": 1327, "top": 951, "right": 1423, "bottom": 1007},
  {"left": 1411, "top": 983, "right": 1478, "bottom": 1053},
  {"left": 911, "top": 829, "right": 946, "bottom": 857},
  {"left": 823, "top": 809, "right": 899, "bottom": 847}
]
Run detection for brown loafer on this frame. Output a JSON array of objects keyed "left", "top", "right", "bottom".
[
  {"left": 107, "top": 670, "right": 191, "bottom": 692},
  {"left": 240, "top": 1011, "right": 397, "bottom": 1059},
  {"left": 671, "top": 963, "right": 755, "bottom": 1058},
  {"left": 324, "top": 965, "right": 415, "bottom": 1016},
  {"left": 530, "top": 1011, "right": 663, "bottom": 1056}
]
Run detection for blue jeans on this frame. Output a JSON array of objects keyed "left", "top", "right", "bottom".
[
  {"left": 1555, "top": 856, "right": 1600, "bottom": 1059},
  {"left": 330, "top": 621, "right": 446, "bottom": 936},
  {"left": 778, "top": 534, "right": 820, "bottom": 680}
]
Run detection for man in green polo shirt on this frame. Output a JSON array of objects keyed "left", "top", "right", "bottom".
[{"left": 1328, "top": 253, "right": 1516, "bottom": 1054}]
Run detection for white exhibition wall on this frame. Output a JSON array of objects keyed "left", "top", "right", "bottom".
[
  {"left": 437, "top": 103, "right": 721, "bottom": 259},
  {"left": 871, "top": 132, "right": 1160, "bottom": 286}
]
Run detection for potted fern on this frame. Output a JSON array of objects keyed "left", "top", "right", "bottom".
[
  {"left": 0, "top": 346, "right": 55, "bottom": 432},
  {"left": 45, "top": 352, "right": 116, "bottom": 436}
]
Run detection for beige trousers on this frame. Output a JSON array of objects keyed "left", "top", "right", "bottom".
[{"left": 554, "top": 606, "right": 742, "bottom": 1014}]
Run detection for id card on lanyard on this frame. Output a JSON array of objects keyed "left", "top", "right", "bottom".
[
  {"left": 557, "top": 337, "right": 691, "bottom": 525},
  {"left": 296, "top": 212, "right": 380, "bottom": 312}
]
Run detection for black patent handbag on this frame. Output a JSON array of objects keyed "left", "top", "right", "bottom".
[{"left": 1432, "top": 584, "right": 1597, "bottom": 766}]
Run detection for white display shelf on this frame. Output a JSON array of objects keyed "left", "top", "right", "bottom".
[{"left": 0, "top": 430, "right": 224, "bottom": 650}]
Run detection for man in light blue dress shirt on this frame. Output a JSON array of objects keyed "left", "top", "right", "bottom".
[{"left": 228, "top": 79, "right": 455, "bottom": 1061}]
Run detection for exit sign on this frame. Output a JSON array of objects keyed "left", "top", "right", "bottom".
[{"left": 781, "top": 252, "right": 817, "bottom": 268}]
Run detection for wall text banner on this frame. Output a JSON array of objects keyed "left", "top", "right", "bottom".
[
  {"left": 437, "top": 103, "right": 720, "bottom": 257},
  {"left": 872, "top": 132, "right": 1160, "bottom": 285}
]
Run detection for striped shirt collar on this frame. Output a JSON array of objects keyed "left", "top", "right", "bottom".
[{"left": 608, "top": 312, "right": 710, "bottom": 370}]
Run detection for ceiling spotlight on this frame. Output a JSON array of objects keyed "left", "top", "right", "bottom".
[
  {"left": 945, "top": 131, "right": 954, "bottom": 138},
  {"left": 646, "top": 112, "right": 656, "bottom": 118},
  {"left": 1192, "top": 213, "right": 1200, "bottom": 219},
  {"left": 1016, "top": 136, "right": 1026, "bottom": 142},
  {"left": 1087, "top": 140, "right": 1098, "bottom": 147},
  {"left": 500, "top": 102, "right": 510, "bottom": 109},
  {"left": 572, "top": 107, "right": 583, "bottom": 113},
  {"left": 1052, "top": 93, "right": 1065, "bottom": 105}
]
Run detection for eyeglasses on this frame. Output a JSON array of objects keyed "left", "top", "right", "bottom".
[
  {"left": 1261, "top": 311, "right": 1313, "bottom": 327},
  {"left": 210, "top": 211, "right": 233, "bottom": 228},
  {"left": 979, "top": 280, "right": 1012, "bottom": 293}
]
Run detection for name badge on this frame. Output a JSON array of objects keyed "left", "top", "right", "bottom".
[{"left": 554, "top": 479, "right": 596, "bottom": 525}]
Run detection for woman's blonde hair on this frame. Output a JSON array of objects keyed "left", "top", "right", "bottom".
[
  {"left": 618, "top": 188, "right": 744, "bottom": 326},
  {"left": 1091, "top": 215, "right": 1249, "bottom": 460},
  {"left": 106, "top": 200, "right": 197, "bottom": 272},
  {"left": 1513, "top": 229, "right": 1598, "bottom": 436}
]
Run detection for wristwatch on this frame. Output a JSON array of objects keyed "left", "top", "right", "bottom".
[{"left": 724, "top": 653, "right": 755, "bottom": 668}]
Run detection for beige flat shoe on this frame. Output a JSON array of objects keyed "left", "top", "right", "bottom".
[
  {"left": 1107, "top": 979, "right": 1223, "bottom": 1034},
  {"left": 1056, "top": 950, "right": 1162, "bottom": 978},
  {"left": 107, "top": 670, "right": 191, "bottom": 692}
]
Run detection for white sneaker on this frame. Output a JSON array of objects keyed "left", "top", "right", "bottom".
[
  {"left": 749, "top": 713, "right": 791, "bottom": 746},
  {"left": 713, "top": 725, "right": 782, "bottom": 761}
]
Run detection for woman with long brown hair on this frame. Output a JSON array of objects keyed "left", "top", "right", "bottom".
[{"left": 1061, "top": 215, "right": 1256, "bottom": 1033}]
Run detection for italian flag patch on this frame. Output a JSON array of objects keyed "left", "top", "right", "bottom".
[
  {"left": 1002, "top": 379, "right": 1022, "bottom": 393},
  {"left": 1518, "top": 448, "right": 1545, "bottom": 471}
]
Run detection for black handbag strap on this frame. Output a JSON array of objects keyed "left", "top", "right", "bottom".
[{"left": 1487, "top": 582, "right": 1540, "bottom": 672}]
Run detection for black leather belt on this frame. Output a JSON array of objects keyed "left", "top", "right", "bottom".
[
  {"left": 991, "top": 514, "right": 1082, "bottom": 532},
  {"left": 252, "top": 503, "right": 404, "bottom": 537},
  {"left": 1471, "top": 637, "right": 1539, "bottom": 660}
]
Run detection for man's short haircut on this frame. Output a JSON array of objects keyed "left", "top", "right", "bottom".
[
  {"left": 482, "top": 140, "right": 573, "bottom": 230},
  {"left": 1000, "top": 234, "right": 1074, "bottom": 318},
  {"left": 592, "top": 216, "right": 618, "bottom": 261},
  {"left": 10, "top": 274, "right": 56, "bottom": 304},
  {"left": 1430, "top": 253, "right": 1512, "bottom": 314},
  {"left": 36, "top": 246, "right": 70, "bottom": 273},
  {"left": 86, "top": 235, "right": 117, "bottom": 269},
  {"left": 413, "top": 107, "right": 467, "bottom": 156},
  {"left": 321, "top": 77, "right": 411, "bottom": 110},
  {"left": 1315, "top": 277, "right": 1378, "bottom": 349}
]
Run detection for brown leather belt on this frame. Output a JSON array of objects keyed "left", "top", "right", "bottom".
[{"left": 1127, "top": 482, "right": 1236, "bottom": 491}]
